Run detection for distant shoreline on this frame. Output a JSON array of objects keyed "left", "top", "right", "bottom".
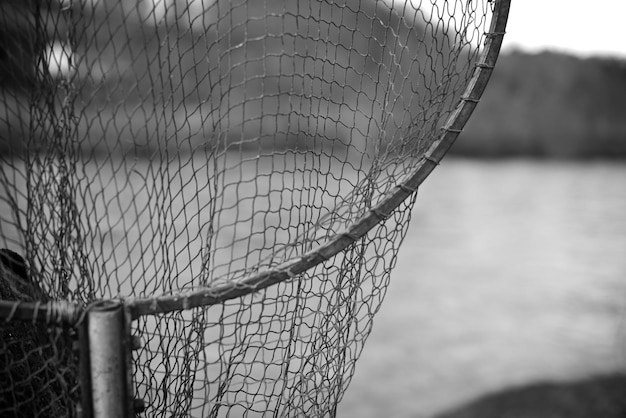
[{"left": 3, "top": 50, "right": 625, "bottom": 160}]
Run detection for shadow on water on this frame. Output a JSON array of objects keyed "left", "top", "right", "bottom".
[{"left": 432, "top": 374, "right": 626, "bottom": 418}]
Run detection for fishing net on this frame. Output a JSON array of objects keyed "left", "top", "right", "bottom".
[{"left": 0, "top": 0, "right": 509, "bottom": 416}]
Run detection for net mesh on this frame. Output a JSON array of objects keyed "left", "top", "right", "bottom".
[
  {"left": 0, "top": 0, "right": 508, "bottom": 416},
  {"left": 0, "top": 249, "right": 80, "bottom": 417}
]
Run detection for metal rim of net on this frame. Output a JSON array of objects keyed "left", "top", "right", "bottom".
[{"left": 122, "top": 0, "right": 512, "bottom": 319}]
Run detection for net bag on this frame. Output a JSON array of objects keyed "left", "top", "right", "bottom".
[{"left": 0, "top": 0, "right": 509, "bottom": 416}]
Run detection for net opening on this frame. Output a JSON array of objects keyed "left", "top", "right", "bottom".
[{"left": 1, "top": 1, "right": 509, "bottom": 416}]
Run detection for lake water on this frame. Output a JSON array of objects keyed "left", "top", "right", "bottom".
[
  {"left": 2, "top": 156, "right": 625, "bottom": 416},
  {"left": 339, "top": 159, "right": 626, "bottom": 417}
]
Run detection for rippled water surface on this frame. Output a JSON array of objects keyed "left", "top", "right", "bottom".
[{"left": 340, "top": 159, "right": 626, "bottom": 418}]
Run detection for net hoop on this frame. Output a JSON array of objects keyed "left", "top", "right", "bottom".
[{"left": 123, "top": 0, "right": 511, "bottom": 318}]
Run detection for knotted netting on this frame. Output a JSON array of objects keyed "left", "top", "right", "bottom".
[{"left": 0, "top": 0, "right": 509, "bottom": 416}]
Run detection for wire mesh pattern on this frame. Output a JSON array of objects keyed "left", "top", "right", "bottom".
[
  {"left": 0, "top": 322, "right": 79, "bottom": 417},
  {"left": 0, "top": 250, "right": 80, "bottom": 417},
  {"left": 0, "top": 0, "right": 509, "bottom": 416}
]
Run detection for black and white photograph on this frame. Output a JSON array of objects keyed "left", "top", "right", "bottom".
[{"left": 1, "top": 0, "right": 624, "bottom": 416}]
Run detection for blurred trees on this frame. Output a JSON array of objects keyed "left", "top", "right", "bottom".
[
  {"left": 2, "top": 0, "right": 625, "bottom": 159},
  {"left": 456, "top": 51, "right": 626, "bottom": 158},
  {"left": 0, "top": 0, "right": 37, "bottom": 89}
]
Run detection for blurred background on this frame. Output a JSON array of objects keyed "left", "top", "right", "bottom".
[
  {"left": 342, "top": 1, "right": 626, "bottom": 417},
  {"left": 1, "top": 0, "right": 625, "bottom": 416}
]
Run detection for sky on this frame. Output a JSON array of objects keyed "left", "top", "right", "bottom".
[
  {"left": 502, "top": 0, "right": 626, "bottom": 58},
  {"left": 404, "top": 0, "right": 626, "bottom": 58}
]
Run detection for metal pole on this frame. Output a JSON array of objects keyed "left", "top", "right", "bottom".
[{"left": 87, "top": 300, "right": 132, "bottom": 417}]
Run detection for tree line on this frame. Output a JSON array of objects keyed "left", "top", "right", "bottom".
[{"left": 453, "top": 50, "right": 626, "bottom": 158}]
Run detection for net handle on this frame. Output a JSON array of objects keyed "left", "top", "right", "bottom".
[{"left": 126, "top": 0, "right": 511, "bottom": 318}]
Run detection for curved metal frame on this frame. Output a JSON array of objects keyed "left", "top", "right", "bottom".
[
  {"left": 126, "top": 0, "right": 511, "bottom": 318},
  {"left": 0, "top": 0, "right": 510, "bottom": 320}
]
